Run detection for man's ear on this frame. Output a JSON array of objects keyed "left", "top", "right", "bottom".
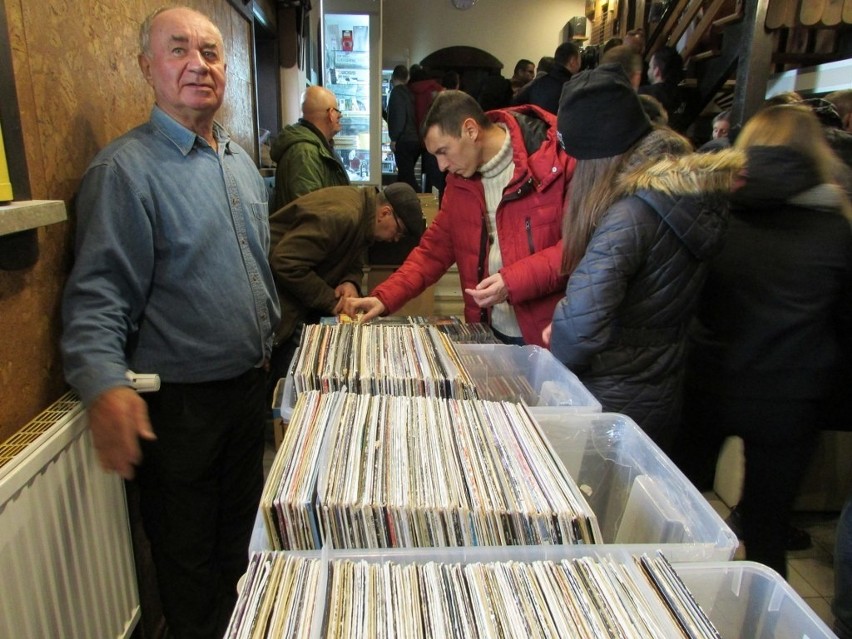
[
  {"left": 461, "top": 118, "right": 478, "bottom": 140},
  {"left": 138, "top": 54, "right": 154, "bottom": 87}
]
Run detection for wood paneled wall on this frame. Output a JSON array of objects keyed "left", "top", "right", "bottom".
[{"left": 0, "top": 0, "right": 257, "bottom": 443}]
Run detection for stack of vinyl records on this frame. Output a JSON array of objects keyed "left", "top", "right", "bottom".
[
  {"left": 261, "top": 390, "right": 600, "bottom": 550},
  {"left": 407, "top": 317, "right": 500, "bottom": 344},
  {"left": 225, "top": 551, "right": 722, "bottom": 639},
  {"left": 292, "top": 324, "right": 478, "bottom": 399},
  {"left": 321, "top": 316, "right": 501, "bottom": 344}
]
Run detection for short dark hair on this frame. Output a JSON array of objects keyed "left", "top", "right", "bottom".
[
  {"left": 409, "top": 64, "right": 427, "bottom": 82},
  {"left": 391, "top": 64, "right": 409, "bottom": 83},
  {"left": 422, "top": 90, "right": 490, "bottom": 138},
  {"left": 554, "top": 41, "right": 580, "bottom": 66},
  {"left": 441, "top": 70, "right": 460, "bottom": 90},
  {"left": 650, "top": 46, "right": 683, "bottom": 83},
  {"left": 536, "top": 56, "right": 555, "bottom": 74}
]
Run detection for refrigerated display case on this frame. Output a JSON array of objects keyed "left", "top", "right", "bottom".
[
  {"left": 321, "top": 1, "right": 382, "bottom": 185},
  {"left": 381, "top": 69, "right": 396, "bottom": 177}
]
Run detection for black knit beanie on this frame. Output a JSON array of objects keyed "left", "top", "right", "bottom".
[{"left": 557, "top": 62, "right": 652, "bottom": 159}]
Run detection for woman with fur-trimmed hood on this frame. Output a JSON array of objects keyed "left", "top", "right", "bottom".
[{"left": 545, "top": 63, "right": 743, "bottom": 451}]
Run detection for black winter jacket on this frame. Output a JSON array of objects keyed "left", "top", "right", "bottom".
[
  {"left": 513, "top": 66, "right": 573, "bottom": 115},
  {"left": 550, "top": 137, "right": 741, "bottom": 446},
  {"left": 686, "top": 146, "right": 852, "bottom": 402}
]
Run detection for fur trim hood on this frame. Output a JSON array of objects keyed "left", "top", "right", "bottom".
[
  {"left": 618, "top": 131, "right": 746, "bottom": 260},
  {"left": 618, "top": 132, "right": 746, "bottom": 199}
]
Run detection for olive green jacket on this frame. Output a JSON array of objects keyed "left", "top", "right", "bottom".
[
  {"left": 268, "top": 186, "right": 376, "bottom": 342},
  {"left": 270, "top": 120, "right": 350, "bottom": 212}
]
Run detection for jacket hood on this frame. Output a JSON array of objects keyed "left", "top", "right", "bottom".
[
  {"left": 618, "top": 139, "right": 745, "bottom": 199},
  {"left": 409, "top": 78, "right": 442, "bottom": 97},
  {"left": 787, "top": 183, "right": 850, "bottom": 215},
  {"left": 270, "top": 121, "right": 327, "bottom": 163},
  {"left": 730, "top": 145, "right": 825, "bottom": 211},
  {"left": 619, "top": 134, "right": 745, "bottom": 260},
  {"left": 488, "top": 104, "right": 570, "bottom": 193}
]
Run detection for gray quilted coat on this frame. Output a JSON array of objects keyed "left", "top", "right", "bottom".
[{"left": 550, "top": 142, "right": 744, "bottom": 448}]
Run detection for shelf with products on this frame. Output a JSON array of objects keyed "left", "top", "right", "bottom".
[{"left": 323, "top": 13, "right": 376, "bottom": 184}]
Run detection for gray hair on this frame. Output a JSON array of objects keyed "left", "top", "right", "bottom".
[{"left": 139, "top": 6, "right": 222, "bottom": 56}]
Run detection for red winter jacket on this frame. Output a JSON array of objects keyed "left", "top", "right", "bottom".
[
  {"left": 409, "top": 79, "right": 444, "bottom": 132},
  {"left": 371, "top": 105, "right": 575, "bottom": 346}
]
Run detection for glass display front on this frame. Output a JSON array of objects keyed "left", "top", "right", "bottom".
[{"left": 324, "top": 14, "right": 372, "bottom": 183}]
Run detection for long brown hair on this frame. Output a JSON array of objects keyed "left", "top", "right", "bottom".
[
  {"left": 561, "top": 126, "right": 693, "bottom": 275},
  {"left": 561, "top": 154, "right": 626, "bottom": 275}
]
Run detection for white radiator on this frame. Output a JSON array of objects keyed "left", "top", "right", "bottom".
[{"left": 0, "top": 392, "right": 140, "bottom": 638}]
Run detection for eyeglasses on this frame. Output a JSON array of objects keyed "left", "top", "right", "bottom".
[
  {"left": 327, "top": 106, "right": 342, "bottom": 116},
  {"left": 391, "top": 210, "right": 407, "bottom": 240}
]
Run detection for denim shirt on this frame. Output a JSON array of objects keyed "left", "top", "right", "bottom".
[{"left": 62, "top": 107, "right": 281, "bottom": 405}]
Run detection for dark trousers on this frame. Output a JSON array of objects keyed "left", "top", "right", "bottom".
[
  {"left": 673, "top": 388, "right": 818, "bottom": 578},
  {"left": 137, "top": 366, "right": 267, "bottom": 639},
  {"left": 393, "top": 139, "right": 421, "bottom": 192}
]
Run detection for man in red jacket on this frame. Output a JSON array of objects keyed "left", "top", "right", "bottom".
[{"left": 342, "top": 90, "right": 574, "bottom": 347}]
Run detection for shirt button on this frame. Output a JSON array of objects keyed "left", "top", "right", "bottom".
[{"left": 551, "top": 166, "right": 557, "bottom": 173}]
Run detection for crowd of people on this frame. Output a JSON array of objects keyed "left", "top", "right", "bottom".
[{"left": 59, "top": 6, "right": 852, "bottom": 638}]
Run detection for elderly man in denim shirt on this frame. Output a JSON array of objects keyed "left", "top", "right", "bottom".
[{"left": 61, "top": 7, "right": 280, "bottom": 638}]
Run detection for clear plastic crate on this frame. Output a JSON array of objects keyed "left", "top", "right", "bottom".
[
  {"left": 677, "top": 561, "right": 837, "bottom": 639},
  {"left": 239, "top": 547, "right": 828, "bottom": 638},
  {"left": 529, "top": 410, "right": 738, "bottom": 562},
  {"left": 236, "top": 546, "right": 701, "bottom": 638},
  {"left": 252, "top": 410, "right": 737, "bottom": 561},
  {"left": 274, "top": 343, "right": 601, "bottom": 422},
  {"left": 454, "top": 343, "right": 602, "bottom": 411}
]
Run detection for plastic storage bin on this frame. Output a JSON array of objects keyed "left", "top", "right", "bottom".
[
  {"left": 238, "top": 547, "right": 828, "bottom": 638},
  {"left": 529, "top": 410, "right": 738, "bottom": 562},
  {"left": 234, "top": 545, "right": 710, "bottom": 638},
  {"left": 454, "top": 343, "right": 602, "bottom": 411},
  {"left": 275, "top": 343, "right": 601, "bottom": 423},
  {"left": 252, "top": 410, "right": 736, "bottom": 562},
  {"left": 676, "top": 561, "right": 837, "bottom": 639}
]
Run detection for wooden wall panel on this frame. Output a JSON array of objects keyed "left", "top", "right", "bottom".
[{"left": 0, "top": 0, "right": 258, "bottom": 443}]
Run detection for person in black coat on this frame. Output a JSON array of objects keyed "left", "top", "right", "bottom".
[
  {"left": 387, "top": 64, "right": 421, "bottom": 191},
  {"left": 545, "top": 63, "right": 740, "bottom": 451},
  {"left": 513, "top": 41, "right": 581, "bottom": 114},
  {"left": 673, "top": 105, "right": 852, "bottom": 579},
  {"left": 638, "top": 46, "right": 689, "bottom": 133}
]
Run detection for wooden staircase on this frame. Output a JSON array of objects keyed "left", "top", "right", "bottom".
[{"left": 585, "top": 0, "right": 852, "bottom": 136}]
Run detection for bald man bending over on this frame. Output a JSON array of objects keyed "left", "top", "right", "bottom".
[{"left": 270, "top": 85, "right": 350, "bottom": 210}]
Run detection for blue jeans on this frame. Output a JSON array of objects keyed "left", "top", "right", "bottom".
[{"left": 835, "top": 496, "right": 852, "bottom": 639}]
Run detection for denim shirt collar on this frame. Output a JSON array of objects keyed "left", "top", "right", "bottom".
[{"left": 149, "top": 105, "right": 237, "bottom": 157}]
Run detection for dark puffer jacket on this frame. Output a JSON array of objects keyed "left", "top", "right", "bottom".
[
  {"left": 549, "top": 137, "right": 743, "bottom": 447},
  {"left": 686, "top": 146, "right": 852, "bottom": 402}
]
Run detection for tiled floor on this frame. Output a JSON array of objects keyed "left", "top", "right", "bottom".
[
  {"left": 704, "top": 492, "right": 840, "bottom": 631},
  {"left": 263, "top": 435, "right": 841, "bottom": 632}
]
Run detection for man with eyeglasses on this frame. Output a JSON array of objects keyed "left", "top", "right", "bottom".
[
  {"left": 270, "top": 85, "right": 350, "bottom": 211},
  {"left": 267, "top": 183, "right": 423, "bottom": 383}
]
